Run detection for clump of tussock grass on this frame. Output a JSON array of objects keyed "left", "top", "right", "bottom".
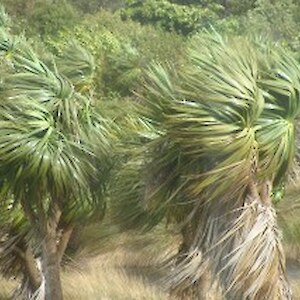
[
  {"left": 62, "top": 251, "right": 168, "bottom": 300},
  {"left": 1, "top": 230, "right": 300, "bottom": 299},
  {"left": 0, "top": 276, "right": 19, "bottom": 299}
]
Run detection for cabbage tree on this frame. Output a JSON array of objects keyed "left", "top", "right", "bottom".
[
  {"left": 119, "top": 35, "right": 299, "bottom": 299},
  {"left": 0, "top": 9, "right": 113, "bottom": 300}
]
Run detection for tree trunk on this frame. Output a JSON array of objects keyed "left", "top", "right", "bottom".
[
  {"left": 40, "top": 201, "right": 64, "bottom": 300},
  {"left": 222, "top": 179, "right": 292, "bottom": 299},
  {"left": 42, "top": 229, "right": 63, "bottom": 300},
  {"left": 21, "top": 196, "right": 64, "bottom": 299},
  {"left": 11, "top": 245, "right": 41, "bottom": 299},
  {"left": 169, "top": 223, "right": 221, "bottom": 299},
  {"left": 24, "top": 246, "right": 41, "bottom": 293},
  {"left": 57, "top": 224, "right": 74, "bottom": 265},
  {"left": 170, "top": 272, "right": 214, "bottom": 300}
]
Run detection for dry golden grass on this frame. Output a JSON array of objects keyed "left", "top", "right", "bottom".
[
  {"left": 62, "top": 249, "right": 168, "bottom": 300},
  {"left": 61, "top": 231, "right": 176, "bottom": 300},
  {"left": 0, "top": 231, "right": 299, "bottom": 300},
  {"left": 0, "top": 277, "right": 18, "bottom": 299},
  {"left": 293, "top": 286, "right": 300, "bottom": 300},
  {"left": 291, "top": 283, "right": 300, "bottom": 300}
]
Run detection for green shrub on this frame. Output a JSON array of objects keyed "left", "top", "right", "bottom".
[
  {"left": 2, "top": 0, "right": 79, "bottom": 38},
  {"left": 69, "top": 0, "right": 125, "bottom": 13},
  {"left": 169, "top": 0, "right": 256, "bottom": 15},
  {"left": 45, "top": 10, "right": 186, "bottom": 97},
  {"left": 121, "top": 0, "right": 222, "bottom": 35},
  {"left": 244, "top": 0, "right": 300, "bottom": 50},
  {"left": 27, "top": 0, "right": 79, "bottom": 38}
]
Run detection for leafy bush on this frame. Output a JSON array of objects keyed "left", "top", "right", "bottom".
[
  {"left": 121, "top": 0, "right": 222, "bottom": 35},
  {"left": 244, "top": 0, "right": 300, "bottom": 50},
  {"left": 0, "top": 0, "right": 32, "bottom": 17},
  {"left": 27, "top": 0, "right": 79, "bottom": 37},
  {"left": 69, "top": 0, "right": 125, "bottom": 13},
  {"left": 46, "top": 10, "right": 186, "bottom": 97},
  {"left": 2, "top": 0, "right": 79, "bottom": 37},
  {"left": 170, "top": 0, "right": 256, "bottom": 15}
]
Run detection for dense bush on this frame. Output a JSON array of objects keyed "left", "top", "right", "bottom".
[
  {"left": 121, "top": 0, "right": 223, "bottom": 35},
  {"left": 0, "top": 0, "right": 33, "bottom": 17},
  {"left": 244, "top": 0, "right": 300, "bottom": 50},
  {"left": 69, "top": 0, "right": 125, "bottom": 13},
  {"left": 170, "top": 0, "right": 256, "bottom": 15},
  {"left": 1, "top": 0, "right": 79, "bottom": 37},
  {"left": 27, "top": 0, "right": 78, "bottom": 37},
  {"left": 46, "top": 10, "right": 186, "bottom": 96}
]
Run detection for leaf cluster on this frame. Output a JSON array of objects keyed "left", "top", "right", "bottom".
[
  {"left": 0, "top": 6, "right": 115, "bottom": 246},
  {"left": 111, "top": 33, "right": 300, "bottom": 298},
  {"left": 122, "top": 0, "right": 222, "bottom": 35}
]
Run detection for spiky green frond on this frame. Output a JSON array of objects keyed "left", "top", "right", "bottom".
[
  {"left": 55, "top": 41, "right": 95, "bottom": 92},
  {"left": 257, "top": 50, "right": 300, "bottom": 185},
  {"left": 114, "top": 33, "right": 300, "bottom": 298},
  {"left": 0, "top": 7, "right": 115, "bottom": 232},
  {"left": 0, "top": 30, "right": 90, "bottom": 133},
  {"left": 139, "top": 36, "right": 266, "bottom": 222},
  {"left": 0, "top": 6, "right": 10, "bottom": 29},
  {"left": 0, "top": 100, "right": 96, "bottom": 200},
  {"left": 0, "top": 9, "right": 117, "bottom": 298},
  {"left": 138, "top": 34, "right": 300, "bottom": 220}
]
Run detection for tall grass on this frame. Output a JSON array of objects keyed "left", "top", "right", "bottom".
[
  {"left": 0, "top": 277, "right": 17, "bottom": 299},
  {"left": 62, "top": 249, "right": 167, "bottom": 300},
  {"left": 60, "top": 229, "right": 176, "bottom": 299},
  {"left": 0, "top": 230, "right": 299, "bottom": 300}
]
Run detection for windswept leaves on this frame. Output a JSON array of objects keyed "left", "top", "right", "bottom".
[
  {"left": 0, "top": 7, "right": 115, "bottom": 242},
  {"left": 115, "top": 34, "right": 300, "bottom": 298}
]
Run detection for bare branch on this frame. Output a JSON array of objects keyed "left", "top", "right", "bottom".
[{"left": 57, "top": 224, "right": 75, "bottom": 265}]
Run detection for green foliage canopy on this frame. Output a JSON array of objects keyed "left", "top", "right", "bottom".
[
  {"left": 122, "top": 0, "right": 223, "bottom": 35},
  {"left": 46, "top": 10, "right": 185, "bottom": 97},
  {"left": 115, "top": 34, "right": 300, "bottom": 298}
]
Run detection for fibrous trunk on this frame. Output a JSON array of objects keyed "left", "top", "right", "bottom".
[
  {"left": 168, "top": 223, "right": 222, "bottom": 299},
  {"left": 166, "top": 180, "right": 292, "bottom": 299},
  {"left": 42, "top": 229, "right": 63, "bottom": 300},
  {"left": 221, "top": 180, "right": 292, "bottom": 299},
  {"left": 24, "top": 247, "right": 41, "bottom": 293},
  {"left": 10, "top": 244, "right": 41, "bottom": 299}
]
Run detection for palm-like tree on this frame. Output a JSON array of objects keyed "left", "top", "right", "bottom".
[
  {"left": 117, "top": 34, "right": 300, "bottom": 299},
  {"left": 0, "top": 8, "right": 114, "bottom": 300}
]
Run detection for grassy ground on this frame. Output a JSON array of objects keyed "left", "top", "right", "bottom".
[
  {"left": 0, "top": 231, "right": 174, "bottom": 300},
  {"left": 60, "top": 229, "right": 177, "bottom": 300},
  {"left": 0, "top": 278, "right": 16, "bottom": 300},
  {"left": 62, "top": 249, "right": 167, "bottom": 299},
  {"left": 2, "top": 188, "right": 300, "bottom": 300},
  {"left": 0, "top": 230, "right": 299, "bottom": 299}
]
